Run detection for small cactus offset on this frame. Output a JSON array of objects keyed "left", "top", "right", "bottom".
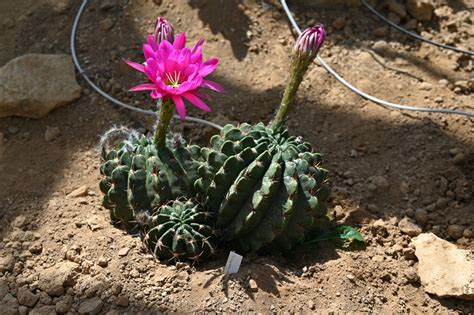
[
  {"left": 99, "top": 134, "right": 200, "bottom": 230},
  {"left": 194, "top": 123, "right": 330, "bottom": 252},
  {"left": 143, "top": 200, "right": 217, "bottom": 263}
]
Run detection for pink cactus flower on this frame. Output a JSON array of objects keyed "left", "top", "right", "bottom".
[
  {"left": 153, "top": 17, "right": 174, "bottom": 43},
  {"left": 125, "top": 33, "right": 224, "bottom": 120},
  {"left": 294, "top": 24, "right": 326, "bottom": 60}
]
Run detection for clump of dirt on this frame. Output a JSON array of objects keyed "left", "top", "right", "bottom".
[{"left": 0, "top": 0, "right": 472, "bottom": 313}]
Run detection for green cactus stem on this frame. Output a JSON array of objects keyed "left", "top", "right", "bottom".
[
  {"left": 194, "top": 123, "right": 330, "bottom": 253},
  {"left": 154, "top": 99, "right": 175, "bottom": 146}
]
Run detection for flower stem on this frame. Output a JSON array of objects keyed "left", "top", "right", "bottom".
[
  {"left": 272, "top": 57, "right": 309, "bottom": 130},
  {"left": 154, "top": 99, "right": 175, "bottom": 147}
]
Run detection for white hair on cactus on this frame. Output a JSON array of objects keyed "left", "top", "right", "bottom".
[{"left": 98, "top": 125, "right": 140, "bottom": 156}]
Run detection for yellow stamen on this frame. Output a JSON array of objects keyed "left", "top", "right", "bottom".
[{"left": 165, "top": 71, "right": 181, "bottom": 88}]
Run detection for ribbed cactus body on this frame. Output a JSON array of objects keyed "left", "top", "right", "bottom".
[
  {"left": 194, "top": 123, "right": 330, "bottom": 252},
  {"left": 144, "top": 200, "right": 216, "bottom": 262},
  {"left": 99, "top": 134, "right": 199, "bottom": 230}
]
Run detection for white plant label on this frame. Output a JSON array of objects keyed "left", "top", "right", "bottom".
[{"left": 224, "top": 251, "right": 243, "bottom": 274}]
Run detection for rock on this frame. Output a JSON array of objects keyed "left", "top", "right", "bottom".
[
  {"left": 38, "top": 262, "right": 78, "bottom": 296},
  {"left": 86, "top": 216, "right": 102, "bottom": 231},
  {"left": 97, "top": 256, "right": 108, "bottom": 267},
  {"left": 332, "top": 17, "right": 346, "bottom": 30},
  {"left": 17, "top": 287, "right": 38, "bottom": 307},
  {"left": 68, "top": 185, "right": 88, "bottom": 198},
  {"left": 11, "top": 215, "right": 27, "bottom": 229},
  {"left": 372, "top": 41, "right": 389, "bottom": 54},
  {"left": 29, "top": 242, "right": 43, "bottom": 254},
  {"left": 398, "top": 217, "right": 422, "bottom": 237},
  {"left": 7, "top": 125, "right": 19, "bottom": 134},
  {"left": 0, "top": 54, "right": 81, "bottom": 118},
  {"left": 407, "top": 0, "right": 434, "bottom": 22},
  {"left": 118, "top": 247, "right": 130, "bottom": 257},
  {"left": 99, "top": 0, "right": 114, "bottom": 10},
  {"left": 419, "top": 82, "right": 432, "bottom": 91},
  {"left": 18, "top": 306, "right": 28, "bottom": 315},
  {"left": 454, "top": 80, "right": 470, "bottom": 93},
  {"left": 116, "top": 295, "right": 129, "bottom": 307},
  {"left": 44, "top": 126, "right": 61, "bottom": 142},
  {"left": 29, "top": 305, "right": 57, "bottom": 315},
  {"left": 404, "top": 268, "right": 419, "bottom": 283},
  {"left": 249, "top": 279, "right": 258, "bottom": 292},
  {"left": 0, "top": 254, "right": 15, "bottom": 272},
  {"left": 413, "top": 233, "right": 474, "bottom": 300},
  {"left": 55, "top": 295, "right": 73, "bottom": 314},
  {"left": 0, "top": 279, "right": 9, "bottom": 300},
  {"left": 388, "top": 0, "right": 406, "bottom": 17},
  {"left": 447, "top": 224, "right": 464, "bottom": 240},
  {"left": 403, "top": 247, "right": 416, "bottom": 260},
  {"left": 78, "top": 297, "right": 103, "bottom": 314},
  {"left": 414, "top": 209, "right": 428, "bottom": 225},
  {"left": 463, "top": 228, "right": 472, "bottom": 239},
  {"left": 2, "top": 293, "right": 19, "bottom": 315}
]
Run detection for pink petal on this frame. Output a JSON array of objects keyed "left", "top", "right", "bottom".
[
  {"left": 199, "top": 58, "right": 219, "bottom": 77},
  {"left": 147, "top": 34, "right": 159, "bottom": 51},
  {"left": 143, "top": 44, "right": 156, "bottom": 60},
  {"left": 173, "top": 33, "right": 186, "bottom": 50},
  {"left": 158, "top": 40, "right": 174, "bottom": 60},
  {"left": 191, "top": 39, "right": 205, "bottom": 54},
  {"left": 183, "top": 92, "right": 211, "bottom": 112},
  {"left": 129, "top": 83, "right": 157, "bottom": 91},
  {"left": 171, "top": 95, "right": 186, "bottom": 120},
  {"left": 201, "top": 80, "right": 224, "bottom": 92},
  {"left": 150, "top": 91, "right": 164, "bottom": 99},
  {"left": 124, "top": 60, "right": 146, "bottom": 73},
  {"left": 193, "top": 90, "right": 211, "bottom": 101}
]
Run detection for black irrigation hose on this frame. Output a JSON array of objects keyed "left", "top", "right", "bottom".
[{"left": 361, "top": 0, "right": 474, "bottom": 56}]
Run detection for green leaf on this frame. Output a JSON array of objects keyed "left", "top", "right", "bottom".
[
  {"left": 335, "top": 226, "right": 364, "bottom": 242},
  {"left": 304, "top": 225, "right": 364, "bottom": 245}
]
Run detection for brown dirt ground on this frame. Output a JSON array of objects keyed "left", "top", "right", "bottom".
[{"left": 0, "top": 0, "right": 473, "bottom": 313}]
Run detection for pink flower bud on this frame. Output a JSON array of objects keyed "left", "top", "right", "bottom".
[
  {"left": 153, "top": 17, "right": 174, "bottom": 43},
  {"left": 294, "top": 25, "right": 326, "bottom": 59}
]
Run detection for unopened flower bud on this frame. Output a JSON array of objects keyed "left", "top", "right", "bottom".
[
  {"left": 153, "top": 17, "right": 174, "bottom": 43},
  {"left": 294, "top": 25, "right": 326, "bottom": 60}
]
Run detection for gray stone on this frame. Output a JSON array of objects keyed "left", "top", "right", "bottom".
[
  {"left": 29, "top": 305, "right": 57, "bottom": 315},
  {"left": 447, "top": 224, "right": 464, "bottom": 240},
  {"left": 55, "top": 295, "right": 73, "bottom": 314},
  {"left": 115, "top": 295, "right": 129, "bottom": 307},
  {"left": 38, "top": 262, "right": 78, "bottom": 297},
  {"left": 0, "top": 278, "right": 9, "bottom": 300},
  {"left": 17, "top": 287, "right": 38, "bottom": 307},
  {"left": 414, "top": 209, "right": 428, "bottom": 225},
  {"left": 407, "top": 0, "right": 434, "bottom": 21},
  {"left": 398, "top": 217, "right": 422, "bottom": 237},
  {"left": 78, "top": 297, "right": 103, "bottom": 314},
  {"left": 0, "top": 254, "right": 15, "bottom": 272},
  {"left": 249, "top": 279, "right": 258, "bottom": 292},
  {"left": 1, "top": 293, "right": 19, "bottom": 314},
  {"left": 0, "top": 54, "right": 81, "bottom": 118},
  {"left": 413, "top": 233, "right": 474, "bottom": 300},
  {"left": 44, "top": 126, "right": 61, "bottom": 142}
]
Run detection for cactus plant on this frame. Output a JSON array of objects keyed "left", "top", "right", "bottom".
[
  {"left": 143, "top": 199, "right": 216, "bottom": 262},
  {"left": 99, "top": 134, "right": 200, "bottom": 230},
  {"left": 194, "top": 123, "right": 330, "bottom": 252}
]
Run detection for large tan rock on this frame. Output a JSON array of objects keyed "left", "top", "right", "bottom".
[
  {"left": 413, "top": 233, "right": 474, "bottom": 300},
  {"left": 407, "top": 0, "right": 434, "bottom": 22},
  {"left": 0, "top": 54, "right": 81, "bottom": 118}
]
